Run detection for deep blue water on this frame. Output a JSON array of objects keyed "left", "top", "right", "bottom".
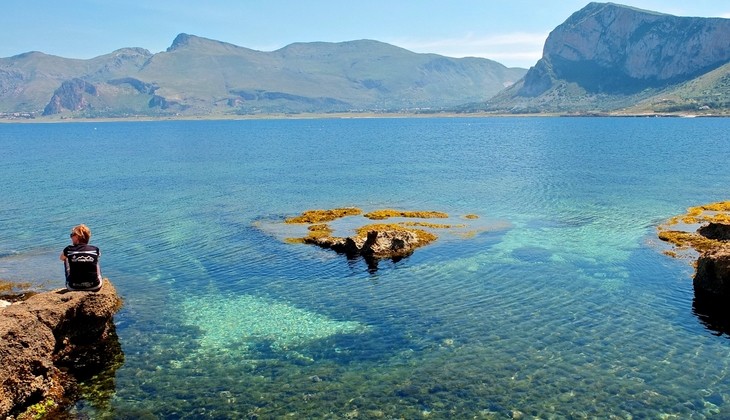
[{"left": 1, "top": 117, "right": 730, "bottom": 418}]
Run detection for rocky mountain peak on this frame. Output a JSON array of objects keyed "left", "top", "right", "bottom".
[
  {"left": 167, "top": 33, "right": 195, "bottom": 52},
  {"left": 519, "top": 2, "right": 730, "bottom": 96},
  {"left": 108, "top": 47, "right": 153, "bottom": 57},
  {"left": 164, "top": 33, "right": 253, "bottom": 56}
]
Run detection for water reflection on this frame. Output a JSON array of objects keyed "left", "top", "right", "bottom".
[{"left": 692, "top": 289, "right": 730, "bottom": 338}]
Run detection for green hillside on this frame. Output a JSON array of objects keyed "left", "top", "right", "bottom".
[
  {"left": 0, "top": 34, "right": 526, "bottom": 119},
  {"left": 619, "top": 62, "right": 730, "bottom": 115}
]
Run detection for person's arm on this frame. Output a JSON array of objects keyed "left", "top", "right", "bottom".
[{"left": 60, "top": 246, "right": 69, "bottom": 261}]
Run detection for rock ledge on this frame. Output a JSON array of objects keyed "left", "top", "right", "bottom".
[
  {"left": 0, "top": 280, "right": 122, "bottom": 418},
  {"left": 694, "top": 223, "right": 730, "bottom": 297}
]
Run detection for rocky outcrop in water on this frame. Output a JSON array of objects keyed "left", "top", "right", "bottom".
[
  {"left": 694, "top": 223, "right": 730, "bottom": 297},
  {"left": 0, "top": 281, "right": 123, "bottom": 418},
  {"left": 694, "top": 247, "right": 730, "bottom": 297},
  {"left": 306, "top": 228, "right": 426, "bottom": 260},
  {"left": 305, "top": 227, "right": 433, "bottom": 272},
  {"left": 698, "top": 222, "right": 730, "bottom": 241},
  {"left": 656, "top": 208, "right": 730, "bottom": 336}
]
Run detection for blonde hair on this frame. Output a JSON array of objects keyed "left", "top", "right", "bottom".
[{"left": 71, "top": 224, "right": 91, "bottom": 244}]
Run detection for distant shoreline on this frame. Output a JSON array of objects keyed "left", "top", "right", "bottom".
[{"left": 1, "top": 110, "right": 727, "bottom": 124}]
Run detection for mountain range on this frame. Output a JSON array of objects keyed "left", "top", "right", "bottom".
[
  {"left": 0, "top": 35, "right": 524, "bottom": 119},
  {"left": 1, "top": 2, "right": 729, "bottom": 120}
]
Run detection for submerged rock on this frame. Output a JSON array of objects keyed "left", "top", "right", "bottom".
[{"left": 0, "top": 280, "right": 123, "bottom": 419}]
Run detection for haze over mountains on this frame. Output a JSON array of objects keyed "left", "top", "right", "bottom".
[{"left": 1, "top": 2, "right": 729, "bottom": 119}]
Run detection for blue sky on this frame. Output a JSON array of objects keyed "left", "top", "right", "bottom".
[{"left": 3, "top": 1, "right": 729, "bottom": 68}]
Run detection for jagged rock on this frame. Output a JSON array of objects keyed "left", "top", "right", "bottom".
[
  {"left": 42, "top": 78, "right": 98, "bottom": 115},
  {"left": 694, "top": 248, "right": 730, "bottom": 297},
  {"left": 167, "top": 32, "right": 195, "bottom": 52},
  {"left": 0, "top": 281, "right": 122, "bottom": 418},
  {"left": 304, "top": 235, "right": 362, "bottom": 256},
  {"left": 304, "top": 229, "right": 423, "bottom": 260},
  {"left": 698, "top": 222, "right": 730, "bottom": 241},
  {"left": 517, "top": 60, "right": 555, "bottom": 97},
  {"left": 360, "top": 229, "right": 420, "bottom": 259},
  {"left": 657, "top": 207, "right": 730, "bottom": 332}
]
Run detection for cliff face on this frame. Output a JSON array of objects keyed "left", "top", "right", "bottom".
[
  {"left": 519, "top": 2, "right": 730, "bottom": 96},
  {"left": 42, "top": 78, "right": 98, "bottom": 115},
  {"left": 0, "top": 281, "right": 123, "bottom": 418}
]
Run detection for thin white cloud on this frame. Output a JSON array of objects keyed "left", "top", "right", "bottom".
[{"left": 389, "top": 32, "right": 548, "bottom": 68}]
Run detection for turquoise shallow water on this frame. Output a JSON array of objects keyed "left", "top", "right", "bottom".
[{"left": 1, "top": 117, "right": 730, "bottom": 418}]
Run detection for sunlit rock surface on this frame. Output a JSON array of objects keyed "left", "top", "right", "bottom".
[
  {"left": 693, "top": 224, "right": 730, "bottom": 298},
  {"left": 658, "top": 203, "right": 730, "bottom": 300},
  {"left": 694, "top": 247, "right": 730, "bottom": 297},
  {"left": 0, "top": 280, "right": 122, "bottom": 418},
  {"left": 522, "top": 2, "right": 730, "bottom": 96},
  {"left": 284, "top": 207, "right": 480, "bottom": 264}
]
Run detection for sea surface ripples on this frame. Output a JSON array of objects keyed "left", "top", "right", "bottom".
[{"left": 2, "top": 117, "right": 730, "bottom": 418}]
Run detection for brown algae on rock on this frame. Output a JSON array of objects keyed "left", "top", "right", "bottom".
[
  {"left": 282, "top": 207, "right": 488, "bottom": 264},
  {"left": 0, "top": 280, "right": 30, "bottom": 294},
  {"left": 285, "top": 224, "right": 333, "bottom": 244},
  {"left": 657, "top": 200, "right": 730, "bottom": 258},
  {"left": 285, "top": 207, "right": 362, "bottom": 224},
  {"left": 401, "top": 221, "right": 465, "bottom": 229},
  {"left": 355, "top": 223, "right": 438, "bottom": 246},
  {"left": 0, "top": 279, "right": 35, "bottom": 302},
  {"left": 664, "top": 201, "right": 730, "bottom": 226},
  {"left": 363, "top": 209, "right": 448, "bottom": 220},
  {"left": 659, "top": 202, "right": 730, "bottom": 303},
  {"left": 308, "top": 223, "right": 333, "bottom": 236}
]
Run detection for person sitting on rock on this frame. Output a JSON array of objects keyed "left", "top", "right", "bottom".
[{"left": 60, "top": 224, "right": 103, "bottom": 291}]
